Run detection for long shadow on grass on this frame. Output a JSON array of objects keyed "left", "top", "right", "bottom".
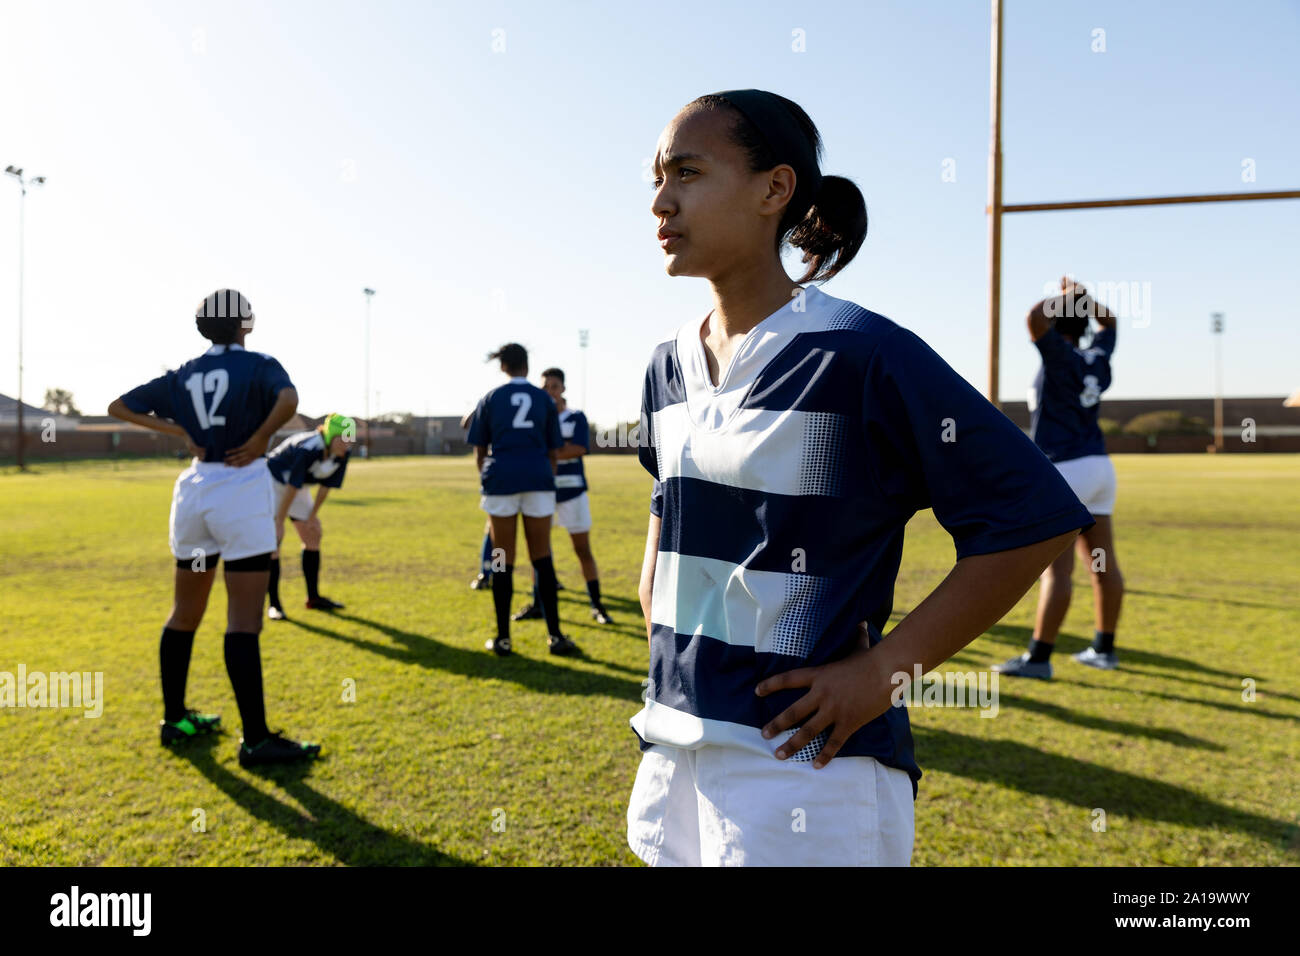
[
  {"left": 171, "top": 737, "right": 471, "bottom": 866},
  {"left": 983, "top": 623, "right": 1280, "bottom": 686},
  {"left": 913, "top": 724, "right": 1298, "bottom": 854},
  {"left": 286, "top": 613, "right": 644, "bottom": 703},
  {"left": 1127, "top": 588, "right": 1300, "bottom": 614},
  {"left": 989, "top": 692, "right": 1225, "bottom": 751},
  {"left": 1070, "top": 681, "right": 1299, "bottom": 723}
]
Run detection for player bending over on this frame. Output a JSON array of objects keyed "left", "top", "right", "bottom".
[
  {"left": 108, "top": 289, "right": 321, "bottom": 767},
  {"left": 264, "top": 413, "right": 355, "bottom": 619},
  {"left": 467, "top": 343, "right": 580, "bottom": 657},
  {"left": 511, "top": 366, "right": 614, "bottom": 625}
]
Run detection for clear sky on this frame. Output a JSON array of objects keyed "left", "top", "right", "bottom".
[{"left": 2, "top": 0, "right": 1297, "bottom": 426}]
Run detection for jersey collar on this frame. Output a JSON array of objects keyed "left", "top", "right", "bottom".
[{"left": 203, "top": 343, "right": 245, "bottom": 356}]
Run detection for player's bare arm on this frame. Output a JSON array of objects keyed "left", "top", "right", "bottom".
[
  {"left": 474, "top": 445, "right": 487, "bottom": 472},
  {"left": 756, "top": 528, "right": 1081, "bottom": 767},
  {"left": 225, "top": 387, "right": 298, "bottom": 467},
  {"left": 638, "top": 514, "right": 661, "bottom": 641},
  {"left": 107, "top": 398, "right": 188, "bottom": 439},
  {"left": 554, "top": 442, "right": 587, "bottom": 462},
  {"left": 311, "top": 485, "right": 330, "bottom": 518}
]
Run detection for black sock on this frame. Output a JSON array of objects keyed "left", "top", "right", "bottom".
[
  {"left": 1027, "top": 638, "right": 1054, "bottom": 663},
  {"left": 160, "top": 627, "right": 196, "bottom": 722},
  {"left": 532, "top": 556, "right": 561, "bottom": 637},
  {"left": 302, "top": 548, "right": 320, "bottom": 601},
  {"left": 268, "top": 557, "right": 281, "bottom": 608},
  {"left": 586, "top": 578, "right": 602, "bottom": 608},
  {"left": 1093, "top": 630, "right": 1116, "bottom": 653},
  {"left": 532, "top": 570, "right": 540, "bottom": 608},
  {"left": 480, "top": 532, "right": 494, "bottom": 576},
  {"left": 223, "top": 631, "right": 269, "bottom": 745},
  {"left": 492, "top": 565, "right": 514, "bottom": 641}
]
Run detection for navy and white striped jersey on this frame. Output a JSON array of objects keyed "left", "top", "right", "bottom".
[
  {"left": 555, "top": 408, "right": 589, "bottom": 503},
  {"left": 1029, "top": 327, "right": 1116, "bottom": 462},
  {"left": 266, "top": 430, "right": 350, "bottom": 489},
  {"left": 633, "top": 285, "right": 1094, "bottom": 798},
  {"left": 120, "top": 344, "right": 294, "bottom": 462},
  {"left": 466, "top": 377, "right": 563, "bottom": 495}
]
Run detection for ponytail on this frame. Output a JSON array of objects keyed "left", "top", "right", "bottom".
[
  {"left": 786, "top": 174, "right": 867, "bottom": 284},
  {"left": 689, "top": 90, "right": 868, "bottom": 284}
]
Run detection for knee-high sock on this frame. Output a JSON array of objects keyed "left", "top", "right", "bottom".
[
  {"left": 160, "top": 627, "right": 196, "bottom": 722},
  {"left": 586, "top": 577, "right": 602, "bottom": 608},
  {"left": 223, "top": 631, "right": 269, "bottom": 745},
  {"left": 302, "top": 548, "right": 321, "bottom": 601},
  {"left": 480, "top": 532, "right": 495, "bottom": 576},
  {"left": 491, "top": 565, "right": 514, "bottom": 641},
  {"left": 268, "top": 557, "right": 282, "bottom": 607},
  {"left": 532, "top": 556, "right": 561, "bottom": 637}
]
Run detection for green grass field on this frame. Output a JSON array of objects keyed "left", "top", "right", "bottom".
[{"left": 1, "top": 454, "right": 1296, "bottom": 866}]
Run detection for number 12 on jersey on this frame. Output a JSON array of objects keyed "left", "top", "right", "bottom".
[{"left": 185, "top": 369, "right": 229, "bottom": 429}]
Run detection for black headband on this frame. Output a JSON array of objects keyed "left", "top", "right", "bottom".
[{"left": 713, "top": 89, "right": 823, "bottom": 210}]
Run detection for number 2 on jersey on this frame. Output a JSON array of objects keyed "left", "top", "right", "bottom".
[
  {"left": 510, "top": 392, "right": 533, "bottom": 428},
  {"left": 184, "top": 369, "right": 229, "bottom": 429}
]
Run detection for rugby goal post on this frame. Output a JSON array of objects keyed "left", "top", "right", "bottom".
[{"left": 984, "top": 0, "right": 1300, "bottom": 409}]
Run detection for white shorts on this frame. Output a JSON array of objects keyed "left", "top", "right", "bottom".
[
  {"left": 169, "top": 459, "right": 277, "bottom": 563},
  {"left": 554, "top": 492, "right": 592, "bottom": 534},
  {"left": 1054, "top": 454, "right": 1117, "bottom": 515},
  {"left": 627, "top": 744, "right": 915, "bottom": 867},
  {"left": 272, "top": 479, "right": 314, "bottom": 522},
  {"left": 480, "top": 491, "right": 556, "bottom": 518}
]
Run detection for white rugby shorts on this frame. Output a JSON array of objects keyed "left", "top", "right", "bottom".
[
  {"left": 272, "top": 478, "right": 315, "bottom": 522},
  {"left": 169, "top": 459, "right": 277, "bottom": 563},
  {"left": 627, "top": 744, "right": 914, "bottom": 867},
  {"left": 480, "top": 490, "right": 556, "bottom": 518},
  {"left": 1053, "top": 453, "right": 1117, "bottom": 516},
  {"left": 554, "top": 491, "right": 592, "bottom": 533}
]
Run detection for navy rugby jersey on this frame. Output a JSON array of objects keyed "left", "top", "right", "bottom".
[
  {"left": 120, "top": 344, "right": 294, "bottom": 463},
  {"left": 466, "top": 378, "right": 563, "bottom": 495},
  {"left": 266, "top": 430, "right": 350, "bottom": 489},
  {"left": 633, "top": 284, "right": 1094, "bottom": 798},
  {"left": 1029, "top": 326, "right": 1116, "bottom": 462},
  {"left": 555, "top": 408, "right": 590, "bottom": 503}
]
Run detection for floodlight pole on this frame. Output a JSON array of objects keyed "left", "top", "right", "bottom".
[
  {"left": 1211, "top": 313, "right": 1224, "bottom": 451},
  {"left": 5, "top": 166, "right": 45, "bottom": 470},
  {"left": 579, "top": 328, "right": 590, "bottom": 413},
  {"left": 363, "top": 287, "right": 375, "bottom": 457}
]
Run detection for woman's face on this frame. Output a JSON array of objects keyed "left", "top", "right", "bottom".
[
  {"left": 650, "top": 108, "right": 796, "bottom": 281},
  {"left": 329, "top": 435, "right": 349, "bottom": 457}
]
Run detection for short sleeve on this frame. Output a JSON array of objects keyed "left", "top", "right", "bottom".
[
  {"left": 320, "top": 454, "right": 349, "bottom": 488},
  {"left": 1033, "top": 328, "right": 1073, "bottom": 369},
  {"left": 545, "top": 399, "right": 563, "bottom": 450},
  {"left": 121, "top": 372, "right": 175, "bottom": 419},
  {"left": 638, "top": 364, "right": 661, "bottom": 515},
  {"left": 572, "top": 412, "right": 590, "bottom": 450},
  {"left": 466, "top": 397, "right": 488, "bottom": 447},
  {"left": 649, "top": 478, "right": 664, "bottom": 518},
  {"left": 1090, "top": 327, "right": 1117, "bottom": 357},
  {"left": 287, "top": 452, "right": 312, "bottom": 489},
  {"left": 864, "top": 327, "right": 1094, "bottom": 559},
  {"left": 259, "top": 356, "right": 294, "bottom": 402}
]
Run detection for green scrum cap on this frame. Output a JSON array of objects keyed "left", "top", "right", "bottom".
[{"left": 321, "top": 413, "right": 356, "bottom": 445}]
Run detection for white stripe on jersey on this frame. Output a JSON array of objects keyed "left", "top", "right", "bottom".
[
  {"left": 651, "top": 402, "right": 850, "bottom": 498},
  {"left": 651, "top": 551, "right": 831, "bottom": 658}
]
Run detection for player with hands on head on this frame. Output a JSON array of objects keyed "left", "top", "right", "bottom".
[{"left": 994, "top": 275, "right": 1125, "bottom": 678}]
